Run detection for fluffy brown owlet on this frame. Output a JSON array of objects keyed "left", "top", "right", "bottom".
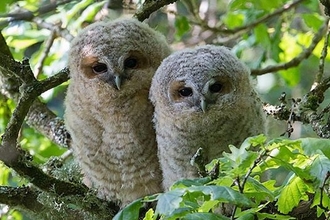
[
  {"left": 64, "top": 18, "right": 171, "bottom": 206},
  {"left": 149, "top": 45, "right": 265, "bottom": 190}
]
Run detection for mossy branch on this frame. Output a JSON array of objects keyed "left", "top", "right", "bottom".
[{"left": 134, "top": 0, "right": 178, "bottom": 21}]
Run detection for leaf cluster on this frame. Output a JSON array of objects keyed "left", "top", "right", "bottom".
[{"left": 116, "top": 135, "right": 330, "bottom": 219}]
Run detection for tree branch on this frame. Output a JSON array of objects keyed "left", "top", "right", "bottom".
[
  {"left": 191, "top": 0, "right": 305, "bottom": 35},
  {"left": 0, "top": 186, "right": 44, "bottom": 213},
  {"left": 264, "top": 76, "right": 330, "bottom": 138},
  {"left": 251, "top": 18, "right": 329, "bottom": 75},
  {"left": 134, "top": 0, "right": 178, "bottom": 21},
  {"left": 0, "top": 38, "right": 70, "bottom": 148}
]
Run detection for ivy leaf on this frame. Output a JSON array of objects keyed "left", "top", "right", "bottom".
[
  {"left": 113, "top": 199, "right": 143, "bottom": 220},
  {"left": 277, "top": 176, "right": 312, "bottom": 214},
  {"left": 183, "top": 212, "right": 229, "bottom": 220}
]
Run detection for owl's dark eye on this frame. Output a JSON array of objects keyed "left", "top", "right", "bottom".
[
  {"left": 209, "top": 83, "right": 223, "bottom": 93},
  {"left": 92, "top": 63, "right": 107, "bottom": 74},
  {"left": 124, "top": 57, "right": 138, "bottom": 69},
  {"left": 179, "top": 87, "right": 193, "bottom": 97}
]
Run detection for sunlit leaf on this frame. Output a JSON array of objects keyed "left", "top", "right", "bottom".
[
  {"left": 198, "top": 200, "right": 219, "bottom": 213},
  {"left": 277, "top": 176, "right": 313, "bottom": 214},
  {"left": 143, "top": 208, "right": 155, "bottom": 220},
  {"left": 222, "top": 11, "right": 245, "bottom": 28},
  {"left": 247, "top": 134, "right": 267, "bottom": 147},
  {"left": 64, "top": 0, "right": 94, "bottom": 25}
]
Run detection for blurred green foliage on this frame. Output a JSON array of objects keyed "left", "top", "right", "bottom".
[{"left": 0, "top": 0, "right": 330, "bottom": 219}]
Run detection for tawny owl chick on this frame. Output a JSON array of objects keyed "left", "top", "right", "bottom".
[
  {"left": 150, "top": 45, "right": 265, "bottom": 190},
  {"left": 64, "top": 18, "right": 171, "bottom": 206}
]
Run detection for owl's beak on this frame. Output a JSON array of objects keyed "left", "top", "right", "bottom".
[
  {"left": 200, "top": 98, "right": 207, "bottom": 113},
  {"left": 115, "top": 75, "right": 121, "bottom": 90}
]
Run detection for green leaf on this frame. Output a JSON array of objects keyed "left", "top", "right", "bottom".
[
  {"left": 312, "top": 189, "right": 330, "bottom": 217},
  {"left": 221, "top": 143, "right": 259, "bottom": 176},
  {"left": 309, "top": 154, "right": 330, "bottom": 186},
  {"left": 183, "top": 212, "right": 228, "bottom": 220},
  {"left": 143, "top": 209, "right": 155, "bottom": 220},
  {"left": 171, "top": 177, "right": 211, "bottom": 189},
  {"left": 0, "top": 0, "right": 15, "bottom": 13},
  {"left": 187, "top": 186, "right": 254, "bottom": 207},
  {"left": 113, "top": 199, "right": 143, "bottom": 220},
  {"left": 222, "top": 11, "right": 245, "bottom": 28},
  {"left": 229, "top": 0, "right": 247, "bottom": 10},
  {"left": 302, "top": 13, "right": 324, "bottom": 31},
  {"left": 256, "top": 212, "right": 295, "bottom": 219},
  {"left": 277, "top": 176, "right": 312, "bottom": 214},
  {"left": 156, "top": 189, "right": 184, "bottom": 216},
  {"left": 236, "top": 213, "right": 255, "bottom": 220},
  {"left": 247, "top": 134, "right": 267, "bottom": 147},
  {"left": 243, "top": 177, "right": 275, "bottom": 203},
  {"left": 300, "top": 138, "right": 330, "bottom": 159},
  {"left": 65, "top": 0, "right": 94, "bottom": 23},
  {"left": 279, "top": 67, "right": 300, "bottom": 87},
  {"left": 174, "top": 16, "right": 190, "bottom": 40},
  {"left": 256, "top": 0, "right": 285, "bottom": 11},
  {"left": 198, "top": 200, "right": 219, "bottom": 213},
  {"left": 254, "top": 24, "right": 270, "bottom": 48}
]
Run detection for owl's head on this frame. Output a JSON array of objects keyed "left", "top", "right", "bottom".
[
  {"left": 150, "top": 45, "right": 255, "bottom": 113},
  {"left": 69, "top": 18, "right": 171, "bottom": 94}
]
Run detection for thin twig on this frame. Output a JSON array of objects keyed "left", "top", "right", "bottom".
[
  {"left": 33, "top": 18, "right": 74, "bottom": 42},
  {"left": 193, "top": 0, "right": 305, "bottom": 35},
  {"left": 251, "top": 18, "right": 329, "bottom": 75},
  {"left": 35, "top": 29, "right": 57, "bottom": 78}
]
